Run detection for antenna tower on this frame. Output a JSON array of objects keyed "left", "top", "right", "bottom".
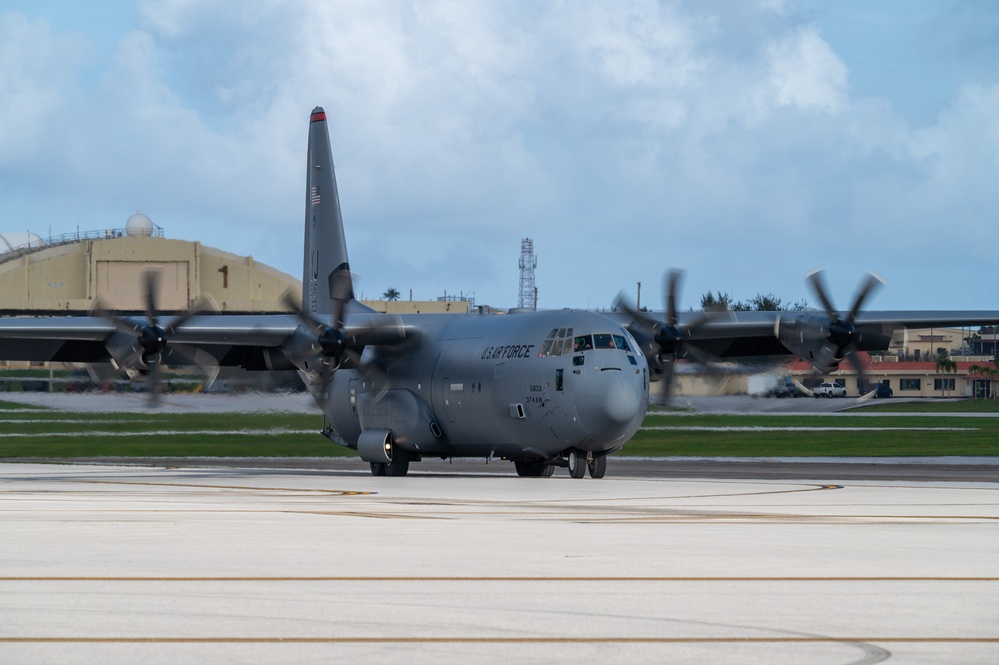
[{"left": 518, "top": 238, "right": 537, "bottom": 309}]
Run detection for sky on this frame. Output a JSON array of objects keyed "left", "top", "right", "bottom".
[{"left": 2, "top": 0, "right": 998, "bottom": 312}]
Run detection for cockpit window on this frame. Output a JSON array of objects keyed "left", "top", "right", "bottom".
[
  {"left": 593, "top": 334, "right": 615, "bottom": 349},
  {"left": 539, "top": 327, "right": 574, "bottom": 357},
  {"left": 571, "top": 332, "right": 633, "bottom": 353}
]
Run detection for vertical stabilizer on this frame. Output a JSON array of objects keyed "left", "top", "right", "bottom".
[{"left": 303, "top": 107, "right": 353, "bottom": 320}]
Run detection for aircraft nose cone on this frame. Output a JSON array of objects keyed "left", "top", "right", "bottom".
[{"left": 575, "top": 370, "right": 643, "bottom": 441}]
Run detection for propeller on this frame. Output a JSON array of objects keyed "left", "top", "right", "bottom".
[
  {"left": 94, "top": 269, "right": 219, "bottom": 406},
  {"left": 282, "top": 290, "right": 352, "bottom": 390},
  {"left": 802, "top": 268, "right": 885, "bottom": 388},
  {"left": 615, "top": 269, "right": 715, "bottom": 403},
  {"left": 282, "top": 268, "right": 399, "bottom": 400}
]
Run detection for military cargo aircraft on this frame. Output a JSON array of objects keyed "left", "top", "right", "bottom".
[{"left": 2, "top": 107, "right": 998, "bottom": 477}]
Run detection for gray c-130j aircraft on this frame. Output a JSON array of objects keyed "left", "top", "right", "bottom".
[{"left": 2, "top": 106, "right": 999, "bottom": 478}]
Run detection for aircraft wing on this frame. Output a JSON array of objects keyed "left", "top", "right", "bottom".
[
  {"left": 0, "top": 315, "right": 298, "bottom": 369},
  {"left": 676, "top": 309, "right": 999, "bottom": 359},
  {"left": 0, "top": 311, "right": 410, "bottom": 371},
  {"left": 613, "top": 305, "right": 999, "bottom": 392}
]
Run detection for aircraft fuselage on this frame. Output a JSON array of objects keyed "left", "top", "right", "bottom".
[{"left": 322, "top": 309, "right": 649, "bottom": 462}]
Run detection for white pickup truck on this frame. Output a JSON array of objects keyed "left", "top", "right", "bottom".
[{"left": 812, "top": 382, "right": 847, "bottom": 398}]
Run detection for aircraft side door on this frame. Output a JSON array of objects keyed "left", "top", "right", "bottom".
[{"left": 431, "top": 339, "right": 486, "bottom": 430}]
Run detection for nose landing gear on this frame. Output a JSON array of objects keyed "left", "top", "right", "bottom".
[
  {"left": 568, "top": 449, "right": 607, "bottom": 479},
  {"left": 587, "top": 453, "right": 607, "bottom": 479},
  {"left": 567, "top": 448, "right": 587, "bottom": 479}
]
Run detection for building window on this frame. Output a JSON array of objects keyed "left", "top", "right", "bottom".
[
  {"left": 900, "top": 379, "right": 921, "bottom": 391},
  {"left": 933, "top": 378, "right": 956, "bottom": 391}
]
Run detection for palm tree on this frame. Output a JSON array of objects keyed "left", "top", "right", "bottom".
[
  {"left": 976, "top": 354, "right": 999, "bottom": 399},
  {"left": 935, "top": 356, "right": 957, "bottom": 398},
  {"left": 382, "top": 287, "right": 401, "bottom": 301}
]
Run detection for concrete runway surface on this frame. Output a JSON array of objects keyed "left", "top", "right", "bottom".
[{"left": 1, "top": 462, "right": 997, "bottom": 664}]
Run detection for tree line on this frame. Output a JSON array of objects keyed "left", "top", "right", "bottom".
[{"left": 699, "top": 291, "right": 809, "bottom": 312}]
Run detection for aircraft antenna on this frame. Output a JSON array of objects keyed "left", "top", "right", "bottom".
[{"left": 518, "top": 238, "right": 537, "bottom": 310}]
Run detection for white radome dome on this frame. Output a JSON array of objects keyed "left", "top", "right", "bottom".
[
  {"left": 125, "top": 212, "right": 154, "bottom": 237},
  {"left": 0, "top": 231, "right": 44, "bottom": 252}
]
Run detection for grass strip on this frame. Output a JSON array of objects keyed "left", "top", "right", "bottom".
[
  {"left": 622, "top": 428, "right": 999, "bottom": 457},
  {"left": 2, "top": 403, "right": 998, "bottom": 459},
  {"left": 849, "top": 400, "right": 999, "bottom": 413}
]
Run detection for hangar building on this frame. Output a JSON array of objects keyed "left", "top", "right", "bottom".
[
  {"left": 0, "top": 213, "right": 299, "bottom": 314},
  {"left": 0, "top": 213, "right": 469, "bottom": 316}
]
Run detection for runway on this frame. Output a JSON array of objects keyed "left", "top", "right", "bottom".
[{"left": 1, "top": 463, "right": 997, "bottom": 664}]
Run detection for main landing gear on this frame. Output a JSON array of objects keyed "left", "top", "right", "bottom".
[
  {"left": 369, "top": 448, "right": 410, "bottom": 477},
  {"left": 358, "top": 430, "right": 413, "bottom": 477},
  {"left": 514, "top": 449, "right": 607, "bottom": 479},
  {"left": 514, "top": 458, "right": 555, "bottom": 477}
]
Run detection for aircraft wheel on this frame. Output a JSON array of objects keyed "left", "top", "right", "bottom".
[
  {"left": 567, "top": 449, "right": 586, "bottom": 479},
  {"left": 587, "top": 455, "right": 607, "bottom": 479},
  {"left": 385, "top": 449, "right": 410, "bottom": 477},
  {"left": 515, "top": 459, "right": 548, "bottom": 477},
  {"left": 370, "top": 462, "right": 386, "bottom": 476}
]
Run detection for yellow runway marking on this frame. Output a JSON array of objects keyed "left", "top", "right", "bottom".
[
  {"left": 2, "top": 576, "right": 995, "bottom": 582},
  {"left": 573, "top": 513, "right": 999, "bottom": 523},
  {"left": 78, "top": 480, "right": 373, "bottom": 496},
  {"left": 1, "top": 636, "right": 996, "bottom": 644},
  {"left": 512, "top": 483, "right": 844, "bottom": 504}
]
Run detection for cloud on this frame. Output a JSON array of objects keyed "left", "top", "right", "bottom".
[
  {"left": 766, "top": 27, "right": 848, "bottom": 112},
  {"left": 906, "top": 83, "right": 999, "bottom": 241},
  {"left": 1, "top": 1, "right": 997, "bottom": 309},
  {"left": 0, "top": 13, "right": 89, "bottom": 167}
]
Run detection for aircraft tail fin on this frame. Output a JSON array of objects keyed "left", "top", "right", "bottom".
[{"left": 303, "top": 107, "right": 354, "bottom": 317}]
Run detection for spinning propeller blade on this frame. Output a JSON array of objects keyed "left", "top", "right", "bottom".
[
  {"left": 283, "top": 268, "right": 401, "bottom": 399},
  {"left": 803, "top": 268, "right": 886, "bottom": 386},
  {"left": 615, "top": 269, "right": 716, "bottom": 404},
  {"left": 93, "top": 268, "right": 218, "bottom": 406}
]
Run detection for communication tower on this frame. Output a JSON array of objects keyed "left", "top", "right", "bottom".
[{"left": 518, "top": 238, "right": 537, "bottom": 309}]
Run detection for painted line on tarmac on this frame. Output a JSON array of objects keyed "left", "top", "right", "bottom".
[
  {"left": 76, "top": 480, "right": 372, "bottom": 495},
  {"left": 0, "top": 419, "right": 150, "bottom": 424},
  {"left": 99, "top": 480, "right": 842, "bottom": 502},
  {"left": 574, "top": 514, "right": 999, "bottom": 524},
  {"left": 1, "top": 636, "right": 996, "bottom": 644},
  {"left": 641, "top": 426, "right": 980, "bottom": 431},
  {"left": 2, "top": 575, "right": 995, "bottom": 582},
  {"left": 0, "top": 429, "right": 316, "bottom": 437}
]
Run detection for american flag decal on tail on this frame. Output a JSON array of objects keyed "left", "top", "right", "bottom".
[{"left": 311, "top": 186, "right": 321, "bottom": 207}]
